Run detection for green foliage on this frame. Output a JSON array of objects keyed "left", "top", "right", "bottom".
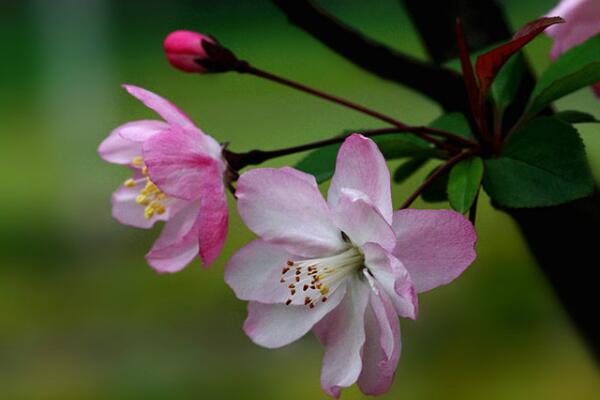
[
  {"left": 393, "top": 158, "right": 428, "bottom": 183},
  {"left": 448, "top": 157, "right": 484, "bottom": 213},
  {"left": 491, "top": 52, "right": 526, "bottom": 110},
  {"left": 295, "top": 133, "right": 439, "bottom": 183},
  {"left": 483, "top": 117, "right": 593, "bottom": 207},
  {"left": 527, "top": 34, "right": 600, "bottom": 116},
  {"left": 429, "top": 112, "right": 475, "bottom": 140},
  {"left": 421, "top": 166, "right": 450, "bottom": 203},
  {"left": 554, "top": 110, "right": 599, "bottom": 124}
]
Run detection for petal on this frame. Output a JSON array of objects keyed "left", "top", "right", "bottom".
[
  {"left": 328, "top": 134, "right": 393, "bottom": 223},
  {"left": 197, "top": 168, "right": 229, "bottom": 266},
  {"left": 313, "top": 277, "right": 370, "bottom": 398},
  {"left": 143, "top": 128, "right": 223, "bottom": 201},
  {"left": 236, "top": 167, "right": 345, "bottom": 257},
  {"left": 243, "top": 285, "right": 346, "bottom": 349},
  {"left": 546, "top": 0, "right": 600, "bottom": 59},
  {"left": 123, "top": 84, "right": 195, "bottom": 130},
  {"left": 357, "top": 287, "right": 401, "bottom": 396},
  {"left": 145, "top": 199, "right": 201, "bottom": 273},
  {"left": 363, "top": 243, "right": 418, "bottom": 320},
  {"left": 225, "top": 240, "right": 294, "bottom": 303},
  {"left": 123, "top": 85, "right": 223, "bottom": 158},
  {"left": 99, "top": 120, "right": 167, "bottom": 165},
  {"left": 331, "top": 188, "right": 397, "bottom": 252},
  {"left": 111, "top": 178, "right": 172, "bottom": 229},
  {"left": 391, "top": 209, "right": 477, "bottom": 293}
]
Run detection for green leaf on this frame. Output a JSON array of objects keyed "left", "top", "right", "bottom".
[
  {"left": 429, "top": 112, "right": 475, "bottom": 140},
  {"left": 295, "top": 134, "right": 440, "bottom": 184},
  {"left": 483, "top": 117, "right": 593, "bottom": 207},
  {"left": 554, "top": 110, "right": 599, "bottom": 124},
  {"left": 527, "top": 33, "right": 600, "bottom": 116},
  {"left": 491, "top": 52, "right": 526, "bottom": 110},
  {"left": 421, "top": 166, "right": 450, "bottom": 203},
  {"left": 393, "top": 158, "right": 428, "bottom": 183},
  {"left": 447, "top": 157, "right": 484, "bottom": 213}
]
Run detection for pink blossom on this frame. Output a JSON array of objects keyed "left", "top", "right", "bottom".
[
  {"left": 98, "top": 85, "right": 228, "bottom": 272},
  {"left": 225, "top": 134, "right": 476, "bottom": 397},
  {"left": 545, "top": 0, "right": 600, "bottom": 96},
  {"left": 164, "top": 30, "right": 233, "bottom": 73}
]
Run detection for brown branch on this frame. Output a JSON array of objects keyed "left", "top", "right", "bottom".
[{"left": 271, "top": 0, "right": 467, "bottom": 112}]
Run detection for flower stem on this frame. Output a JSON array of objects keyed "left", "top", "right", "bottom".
[
  {"left": 235, "top": 63, "right": 478, "bottom": 148},
  {"left": 224, "top": 127, "right": 441, "bottom": 171},
  {"left": 399, "top": 150, "right": 475, "bottom": 209}
]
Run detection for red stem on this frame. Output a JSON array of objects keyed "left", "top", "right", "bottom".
[
  {"left": 224, "top": 127, "right": 445, "bottom": 171},
  {"left": 399, "top": 150, "right": 475, "bottom": 209},
  {"left": 236, "top": 63, "right": 478, "bottom": 148}
]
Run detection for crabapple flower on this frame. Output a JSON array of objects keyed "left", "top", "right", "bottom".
[
  {"left": 225, "top": 134, "right": 476, "bottom": 397},
  {"left": 545, "top": 0, "right": 600, "bottom": 97},
  {"left": 98, "top": 85, "right": 228, "bottom": 272},
  {"left": 164, "top": 30, "right": 239, "bottom": 73}
]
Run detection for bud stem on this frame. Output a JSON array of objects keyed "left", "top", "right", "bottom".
[
  {"left": 235, "top": 63, "right": 478, "bottom": 148},
  {"left": 399, "top": 149, "right": 477, "bottom": 209},
  {"left": 224, "top": 126, "right": 448, "bottom": 172}
]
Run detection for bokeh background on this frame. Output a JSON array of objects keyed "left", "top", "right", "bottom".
[{"left": 1, "top": 0, "right": 599, "bottom": 398}]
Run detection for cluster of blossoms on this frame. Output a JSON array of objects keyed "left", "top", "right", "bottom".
[
  {"left": 98, "top": 0, "right": 598, "bottom": 396},
  {"left": 100, "top": 85, "right": 476, "bottom": 396}
]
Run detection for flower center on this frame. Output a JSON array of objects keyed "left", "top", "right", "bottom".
[
  {"left": 280, "top": 246, "right": 364, "bottom": 309},
  {"left": 124, "top": 156, "right": 169, "bottom": 219}
]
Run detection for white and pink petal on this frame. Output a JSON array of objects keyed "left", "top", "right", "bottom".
[
  {"left": 243, "top": 285, "right": 347, "bottom": 349},
  {"left": 363, "top": 242, "right": 418, "bottom": 320},
  {"left": 357, "top": 286, "right": 401, "bottom": 396},
  {"left": 99, "top": 120, "right": 166, "bottom": 165},
  {"left": 236, "top": 167, "right": 345, "bottom": 258},
  {"left": 225, "top": 240, "right": 294, "bottom": 304},
  {"left": 391, "top": 209, "right": 477, "bottom": 293},
  {"left": 314, "top": 276, "right": 370, "bottom": 398},
  {"left": 331, "top": 188, "right": 397, "bottom": 252},
  {"left": 328, "top": 134, "right": 393, "bottom": 223},
  {"left": 145, "top": 199, "right": 202, "bottom": 273}
]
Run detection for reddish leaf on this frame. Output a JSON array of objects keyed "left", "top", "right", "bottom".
[
  {"left": 455, "top": 19, "right": 484, "bottom": 136},
  {"left": 476, "top": 17, "right": 564, "bottom": 99}
]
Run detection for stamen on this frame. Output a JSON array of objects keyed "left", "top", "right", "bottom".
[
  {"left": 128, "top": 156, "right": 170, "bottom": 219},
  {"left": 280, "top": 247, "right": 364, "bottom": 310}
]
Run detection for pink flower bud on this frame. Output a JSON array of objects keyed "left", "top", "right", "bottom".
[{"left": 164, "top": 30, "right": 239, "bottom": 73}]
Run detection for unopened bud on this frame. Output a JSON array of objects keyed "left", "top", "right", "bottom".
[{"left": 163, "top": 30, "right": 241, "bottom": 73}]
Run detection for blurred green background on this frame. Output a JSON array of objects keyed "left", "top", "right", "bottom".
[{"left": 1, "top": 0, "right": 599, "bottom": 398}]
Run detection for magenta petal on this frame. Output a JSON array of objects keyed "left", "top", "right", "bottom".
[
  {"left": 314, "top": 277, "right": 370, "bottom": 398},
  {"left": 145, "top": 199, "right": 201, "bottom": 273},
  {"left": 236, "top": 167, "right": 345, "bottom": 258},
  {"left": 392, "top": 209, "right": 477, "bottom": 293},
  {"left": 98, "top": 120, "right": 166, "bottom": 165},
  {"left": 363, "top": 243, "right": 418, "bottom": 320},
  {"left": 197, "top": 169, "right": 228, "bottom": 266},
  {"left": 328, "top": 134, "right": 393, "bottom": 223},
  {"left": 357, "top": 287, "right": 401, "bottom": 396},
  {"left": 546, "top": 0, "right": 600, "bottom": 60},
  {"left": 331, "top": 189, "right": 396, "bottom": 252},
  {"left": 123, "top": 85, "right": 195, "bottom": 131},
  {"left": 143, "top": 129, "right": 223, "bottom": 201},
  {"left": 225, "top": 240, "right": 294, "bottom": 303},
  {"left": 243, "top": 285, "right": 346, "bottom": 349}
]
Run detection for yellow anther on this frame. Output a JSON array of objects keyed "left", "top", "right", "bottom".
[
  {"left": 136, "top": 194, "right": 150, "bottom": 206},
  {"left": 319, "top": 286, "right": 329, "bottom": 295},
  {"left": 131, "top": 156, "right": 144, "bottom": 167},
  {"left": 124, "top": 178, "right": 136, "bottom": 188},
  {"left": 142, "top": 166, "right": 149, "bottom": 176},
  {"left": 144, "top": 206, "right": 155, "bottom": 219}
]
